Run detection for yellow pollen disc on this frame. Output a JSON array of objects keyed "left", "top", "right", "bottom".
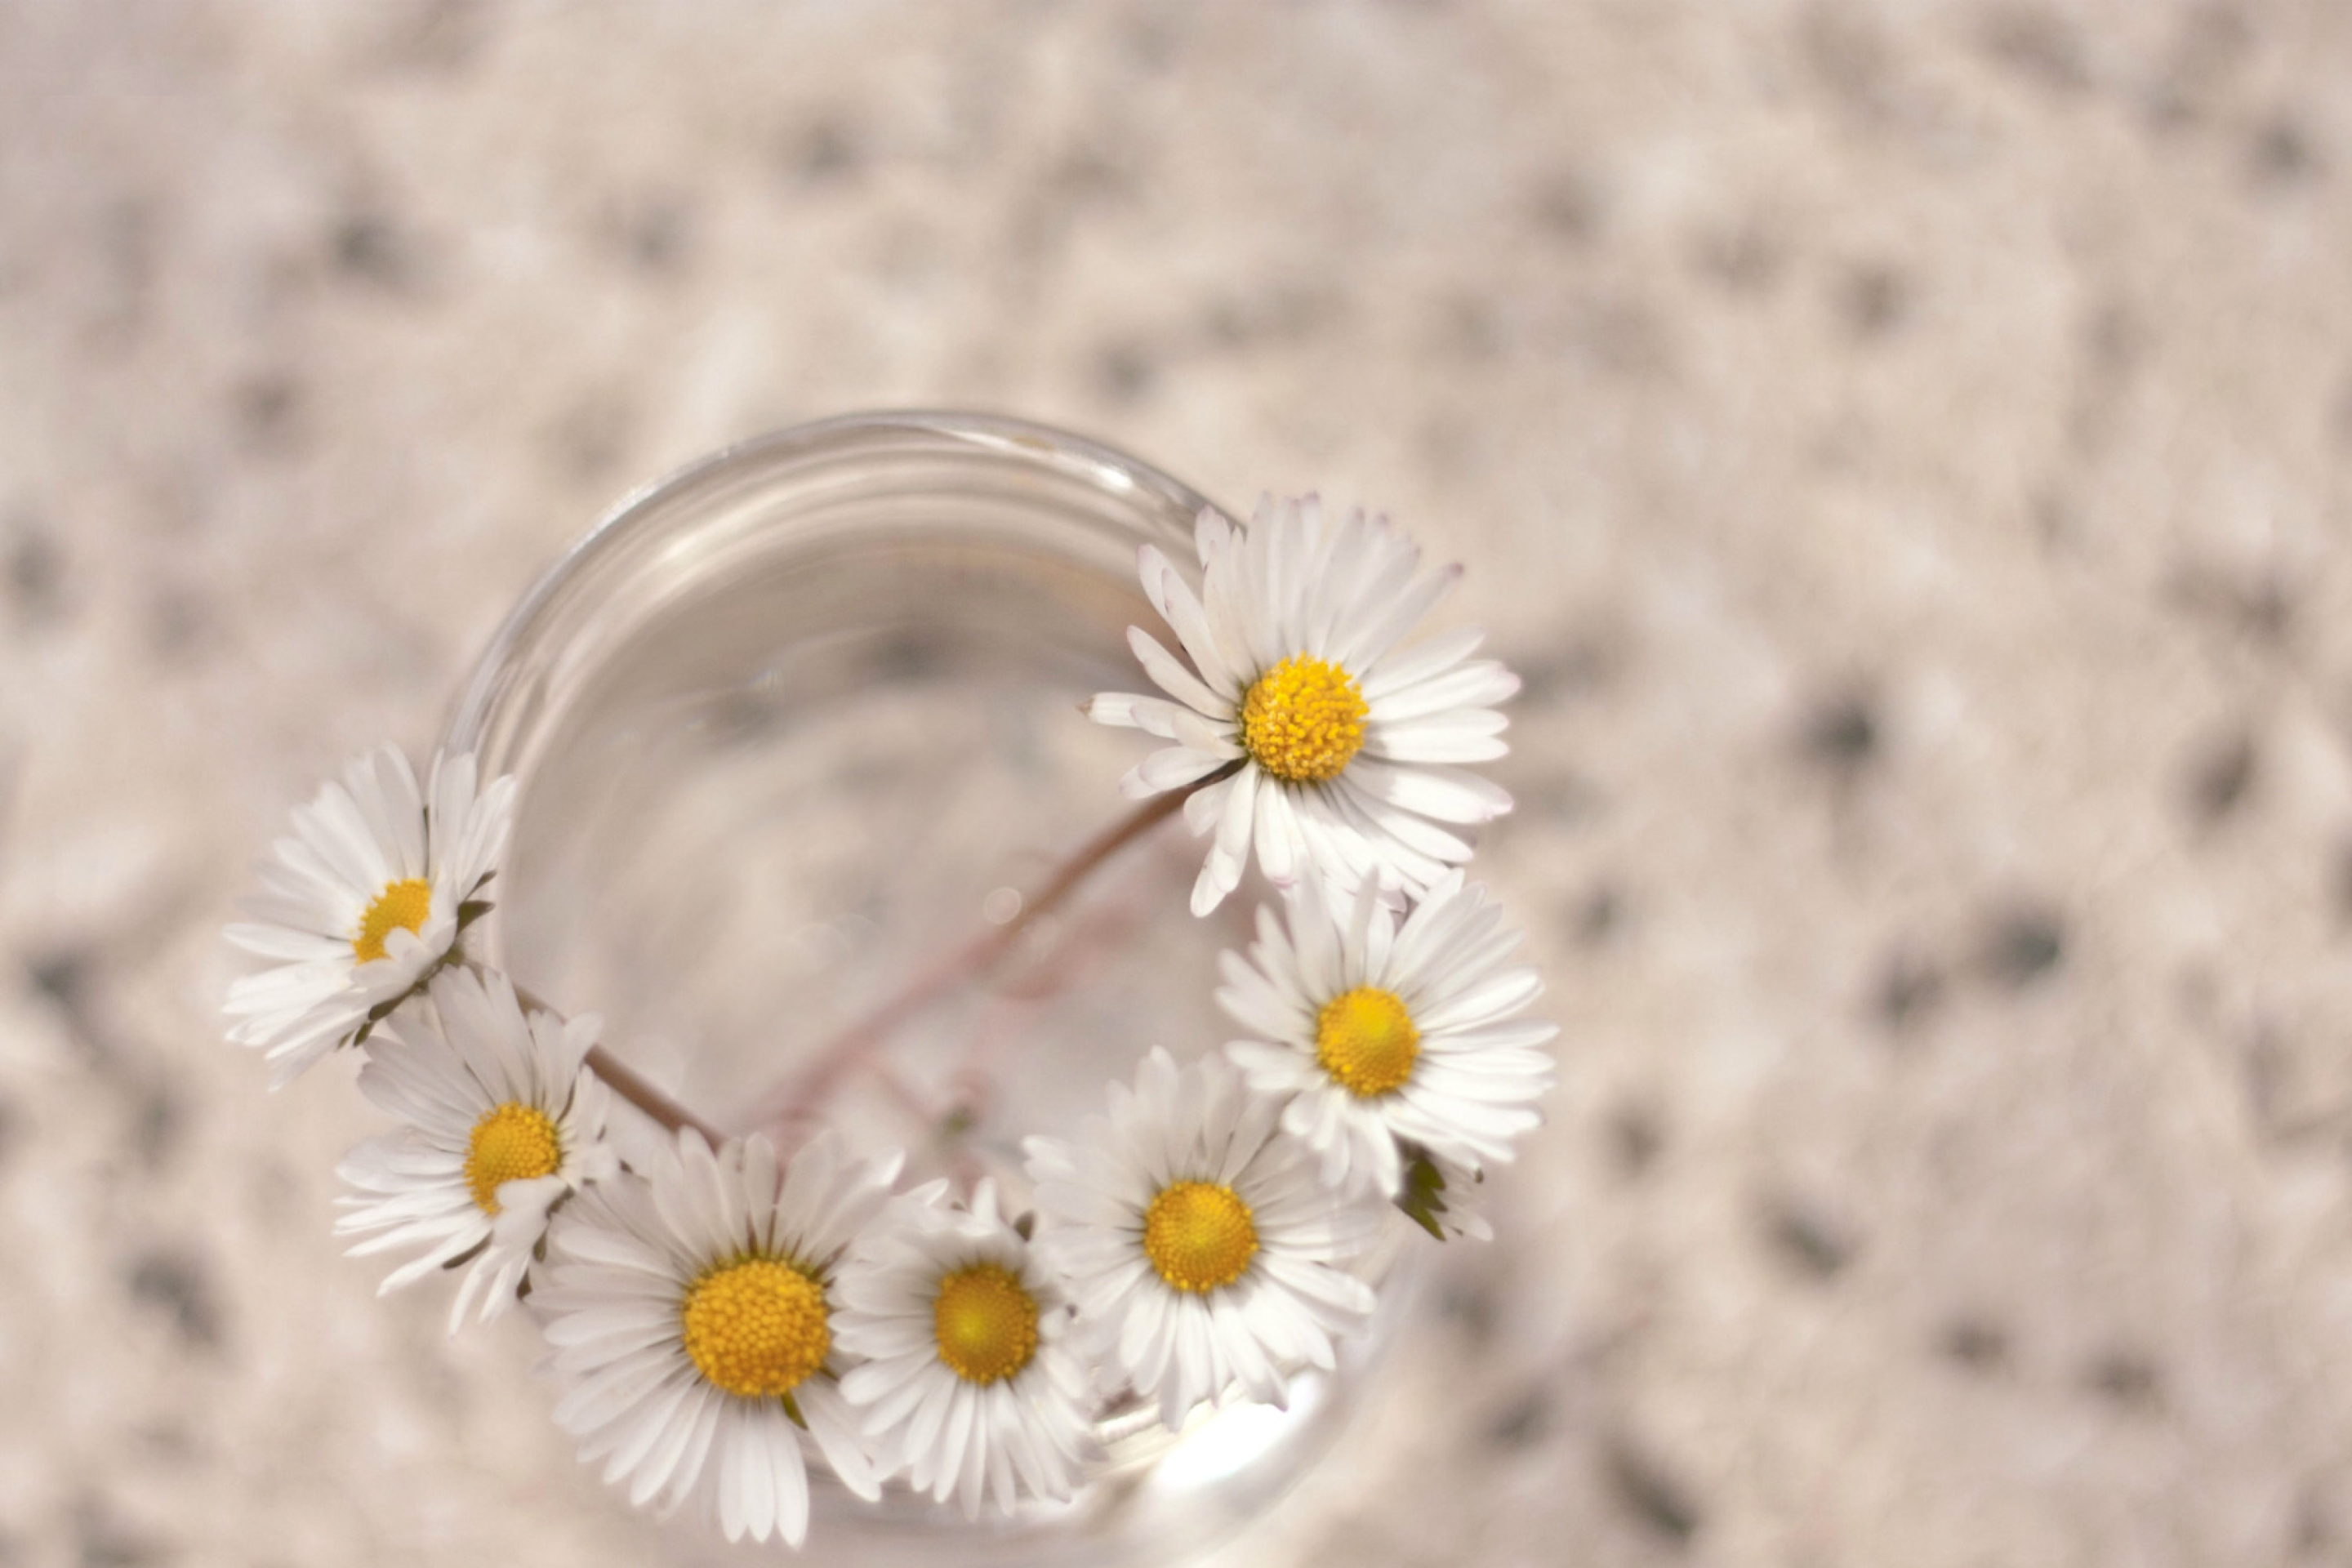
[
  {"left": 1241, "top": 656, "right": 1368, "bottom": 785},
  {"left": 353, "top": 877, "right": 433, "bottom": 963},
  {"left": 931, "top": 1263, "right": 1040, "bottom": 1385},
  {"left": 1143, "top": 1180, "right": 1258, "bottom": 1293},
  {"left": 462, "top": 1102, "right": 564, "bottom": 1214},
  {"left": 1315, "top": 986, "right": 1422, "bottom": 1098},
  {"left": 680, "top": 1258, "right": 831, "bottom": 1400}
]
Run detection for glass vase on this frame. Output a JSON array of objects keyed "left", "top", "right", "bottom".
[{"left": 440, "top": 412, "right": 1413, "bottom": 1565}]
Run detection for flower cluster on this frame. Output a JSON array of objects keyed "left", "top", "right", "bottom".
[{"left": 220, "top": 495, "right": 1553, "bottom": 1548}]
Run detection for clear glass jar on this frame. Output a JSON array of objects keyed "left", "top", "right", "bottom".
[{"left": 441, "top": 412, "right": 1413, "bottom": 1565}]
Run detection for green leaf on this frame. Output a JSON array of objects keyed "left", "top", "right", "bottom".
[{"left": 1395, "top": 1147, "right": 1452, "bottom": 1241}]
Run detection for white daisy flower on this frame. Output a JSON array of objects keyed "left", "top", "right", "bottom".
[
  {"left": 1219, "top": 874, "right": 1555, "bottom": 1201},
  {"left": 835, "top": 1179, "right": 1094, "bottom": 1518},
  {"left": 1022, "top": 1047, "right": 1379, "bottom": 1431},
  {"left": 533, "top": 1130, "right": 902, "bottom": 1547},
  {"left": 334, "top": 967, "right": 619, "bottom": 1330},
  {"left": 222, "top": 746, "right": 514, "bottom": 1085},
  {"left": 1085, "top": 495, "right": 1520, "bottom": 915}
]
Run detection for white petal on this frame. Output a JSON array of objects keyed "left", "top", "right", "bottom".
[
  {"left": 1364, "top": 715, "right": 1511, "bottom": 764},
  {"left": 1343, "top": 757, "right": 1512, "bottom": 825},
  {"left": 1365, "top": 658, "right": 1521, "bottom": 723},
  {"left": 1127, "top": 626, "right": 1231, "bottom": 719}
]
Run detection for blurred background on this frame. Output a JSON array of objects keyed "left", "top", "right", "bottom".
[{"left": 5, "top": 2, "right": 2352, "bottom": 1563}]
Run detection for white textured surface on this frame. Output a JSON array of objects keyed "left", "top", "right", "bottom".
[{"left": 7, "top": 2, "right": 2352, "bottom": 1564}]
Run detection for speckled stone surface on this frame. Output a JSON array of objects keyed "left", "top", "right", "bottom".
[{"left": 6, "top": 2, "right": 2352, "bottom": 1564}]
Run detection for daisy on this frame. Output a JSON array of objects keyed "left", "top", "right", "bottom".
[
  {"left": 532, "top": 1130, "right": 901, "bottom": 1546},
  {"left": 1219, "top": 873, "right": 1555, "bottom": 1201},
  {"left": 1085, "top": 494, "right": 1520, "bottom": 915},
  {"left": 222, "top": 746, "right": 514, "bottom": 1085},
  {"left": 835, "top": 1179, "right": 1094, "bottom": 1518},
  {"left": 1022, "top": 1048, "right": 1379, "bottom": 1431},
  {"left": 334, "top": 967, "right": 619, "bottom": 1330}
]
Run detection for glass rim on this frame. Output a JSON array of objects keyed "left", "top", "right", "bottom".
[{"left": 441, "top": 408, "right": 1219, "bottom": 760}]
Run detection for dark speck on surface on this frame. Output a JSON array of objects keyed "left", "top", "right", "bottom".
[
  {"left": 788, "top": 116, "right": 864, "bottom": 186},
  {"left": 6, "top": 522, "right": 62, "bottom": 621},
  {"left": 1977, "top": 6, "right": 2091, "bottom": 94},
  {"left": 1438, "top": 1279, "right": 1499, "bottom": 1346},
  {"left": 1608, "top": 1102, "right": 1663, "bottom": 1178},
  {"left": 372, "top": 0, "right": 494, "bottom": 73},
  {"left": 1980, "top": 906, "right": 2065, "bottom": 988},
  {"left": 2182, "top": 728, "right": 2256, "bottom": 826},
  {"left": 1572, "top": 883, "right": 1624, "bottom": 947},
  {"left": 1939, "top": 1316, "right": 2010, "bottom": 1372},
  {"left": 2248, "top": 114, "right": 2322, "bottom": 189},
  {"left": 1801, "top": 692, "right": 1878, "bottom": 772},
  {"left": 133, "top": 1084, "right": 180, "bottom": 1167},
  {"left": 127, "top": 1250, "right": 222, "bottom": 1350},
  {"left": 1838, "top": 261, "right": 1910, "bottom": 340},
  {"left": 1695, "top": 219, "right": 1786, "bottom": 295},
  {"left": 73, "top": 1500, "right": 156, "bottom": 1568},
  {"left": 2332, "top": 844, "right": 2352, "bottom": 928},
  {"left": 617, "top": 189, "right": 697, "bottom": 274},
  {"left": 1873, "top": 949, "right": 1944, "bottom": 1031},
  {"left": 1764, "top": 1195, "right": 1854, "bottom": 1281},
  {"left": 30, "top": 951, "right": 87, "bottom": 1012},
  {"left": 1800, "top": 4, "right": 1897, "bottom": 125},
  {"left": 1606, "top": 1436, "right": 1702, "bottom": 1544},
  {"left": 149, "top": 590, "right": 208, "bottom": 660},
  {"left": 30, "top": 950, "right": 124, "bottom": 1071},
  {"left": 2168, "top": 562, "right": 2293, "bottom": 647},
  {"left": 1486, "top": 1386, "right": 1554, "bottom": 1450},
  {"left": 2172, "top": 1, "right": 2252, "bottom": 89},
  {"left": 1094, "top": 341, "right": 1157, "bottom": 405},
  {"left": 332, "top": 211, "right": 415, "bottom": 290},
  {"left": 2296, "top": 1486, "right": 2335, "bottom": 1555},
  {"left": 1528, "top": 167, "right": 1603, "bottom": 245},
  {"left": 1441, "top": 294, "right": 1507, "bottom": 362},
  {"left": 2082, "top": 1348, "right": 2163, "bottom": 1410},
  {"left": 234, "top": 372, "right": 304, "bottom": 457}
]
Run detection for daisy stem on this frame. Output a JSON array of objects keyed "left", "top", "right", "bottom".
[
  {"left": 585, "top": 1043, "right": 728, "bottom": 1147},
  {"left": 746, "top": 761, "right": 1244, "bottom": 1138},
  {"left": 502, "top": 973, "right": 728, "bottom": 1145}
]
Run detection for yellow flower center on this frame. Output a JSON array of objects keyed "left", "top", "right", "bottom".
[
  {"left": 462, "top": 1102, "right": 564, "bottom": 1214},
  {"left": 680, "top": 1258, "right": 831, "bottom": 1400},
  {"left": 353, "top": 877, "right": 433, "bottom": 963},
  {"left": 1143, "top": 1180, "right": 1258, "bottom": 1293},
  {"left": 1315, "top": 986, "right": 1422, "bottom": 1098},
  {"left": 1241, "top": 656, "right": 1368, "bottom": 785},
  {"left": 931, "top": 1263, "right": 1040, "bottom": 1385}
]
